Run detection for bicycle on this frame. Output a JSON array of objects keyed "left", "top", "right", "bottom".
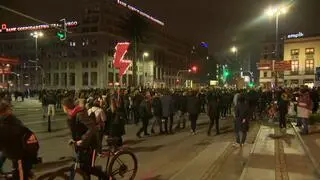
[
  {"left": 0, "top": 157, "right": 74, "bottom": 180},
  {"left": 50, "top": 138, "right": 138, "bottom": 180}
]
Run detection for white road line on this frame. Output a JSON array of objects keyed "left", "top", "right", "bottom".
[{"left": 24, "top": 119, "right": 66, "bottom": 125}]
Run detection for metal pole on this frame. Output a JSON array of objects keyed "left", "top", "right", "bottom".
[
  {"left": 143, "top": 55, "right": 146, "bottom": 87},
  {"left": 274, "top": 13, "right": 279, "bottom": 88}
]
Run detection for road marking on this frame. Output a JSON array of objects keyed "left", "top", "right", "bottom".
[{"left": 24, "top": 119, "right": 65, "bottom": 125}]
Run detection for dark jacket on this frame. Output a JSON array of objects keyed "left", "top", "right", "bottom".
[
  {"left": 0, "top": 115, "right": 38, "bottom": 160},
  {"left": 179, "top": 95, "right": 188, "bottom": 113},
  {"left": 208, "top": 98, "right": 220, "bottom": 119},
  {"left": 152, "top": 96, "right": 162, "bottom": 117},
  {"left": 235, "top": 102, "right": 250, "bottom": 132},
  {"left": 67, "top": 106, "right": 98, "bottom": 148},
  {"left": 187, "top": 95, "right": 201, "bottom": 115},
  {"left": 139, "top": 99, "right": 153, "bottom": 119},
  {"left": 161, "top": 95, "right": 174, "bottom": 117}
]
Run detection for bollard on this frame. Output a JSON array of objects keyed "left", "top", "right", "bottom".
[{"left": 48, "top": 115, "right": 51, "bottom": 132}]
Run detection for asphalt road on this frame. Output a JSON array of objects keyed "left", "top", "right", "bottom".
[{"left": 5, "top": 98, "right": 247, "bottom": 180}]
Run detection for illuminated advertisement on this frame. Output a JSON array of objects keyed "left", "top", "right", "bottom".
[
  {"left": 116, "top": 0, "right": 164, "bottom": 26},
  {"left": 0, "top": 21, "right": 78, "bottom": 33}
]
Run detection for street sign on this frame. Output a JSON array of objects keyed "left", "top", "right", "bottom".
[
  {"left": 257, "top": 61, "right": 272, "bottom": 70},
  {"left": 274, "top": 61, "right": 291, "bottom": 71}
]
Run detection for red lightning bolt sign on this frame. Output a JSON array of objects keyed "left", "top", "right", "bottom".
[{"left": 113, "top": 42, "right": 132, "bottom": 77}]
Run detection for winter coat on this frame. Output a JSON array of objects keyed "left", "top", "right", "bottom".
[
  {"left": 297, "top": 93, "right": 312, "bottom": 119},
  {"left": 187, "top": 95, "right": 201, "bottom": 115},
  {"left": 161, "top": 95, "right": 174, "bottom": 117}
]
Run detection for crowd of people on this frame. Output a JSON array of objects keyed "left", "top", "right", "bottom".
[{"left": 0, "top": 85, "right": 318, "bottom": 179}]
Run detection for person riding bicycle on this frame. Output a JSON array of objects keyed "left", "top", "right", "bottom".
[
  {"left": 62, "top": 97, "right": 106, "bottom": 179},
  {"left": 0, "top": 99, "right": 39, "bottom": 180}
]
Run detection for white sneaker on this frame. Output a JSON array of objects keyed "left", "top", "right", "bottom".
[{"left": 232, "top": 143, "right": 240, "bottom": 148}]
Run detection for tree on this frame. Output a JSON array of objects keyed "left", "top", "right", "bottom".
[{"left": 120, "top": 13, "right": 150, "bottom": 86}]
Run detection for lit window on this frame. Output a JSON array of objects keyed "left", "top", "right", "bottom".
[
  {"left": 291, "top": 60, "right": 299, "bottom": 72},
  {"left": 290, "top": 49, "right": 299, "bottom": 55},
  {"left": 305, "top": 59, "right": 314, "bottom": 73},
  {"left": 305, "top": 48, "right": 315, "bottom": 54}
]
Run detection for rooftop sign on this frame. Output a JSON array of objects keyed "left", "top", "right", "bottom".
[
  {"left": 116, "top": 0, "right": 164, "bottom": 26},
  {"left": 0, "top": 21, "right": 78, "bottom": 33},
  {"left": 287, "top": 32, "right": 304, "bottom": 39}
]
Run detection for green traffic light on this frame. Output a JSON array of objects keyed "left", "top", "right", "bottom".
[
  {"left": 57, "top": 31, "right": 66, "bottom": 40},
  {"left": 249, "top": 82, "right": 255, "bottom": 87},
  {"left": 223, "top": 70, "right": 230, "bottom": 77}
]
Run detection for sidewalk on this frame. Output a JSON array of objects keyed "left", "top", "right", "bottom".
[{"left": 239, "top": 125, "right": 318, "bottom": 180}]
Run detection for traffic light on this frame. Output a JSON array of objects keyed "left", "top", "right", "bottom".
[
  {"left": 57, "top": 18, "right": 67, "bottom": 41},
  {"left": 191, "top": 66, "right": 198, "bottom": 72},
  {"left": 248, "top": 82, "right": 255, "bottom": 88},
  {"left": 223, "top": 69, "right": 230, "bottom": 77}
]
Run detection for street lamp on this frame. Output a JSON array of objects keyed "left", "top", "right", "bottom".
[
  {"left": 142, "top": 52, "right": 149, "bottom": 87},
  {"left": 264, "top": 5, "right": 288, "bottom": 60},
  {"left": 264, "top": 5, "right": 288, "bottom": 88},
  {"left": 230, "top": 46, "right": 237, "bottom": 54},
  {"left": 30, "top": 31, "right": 44, "bottom": 90},
  {"left": 30, "top": 31, "right": 43, "bottom": 61}
]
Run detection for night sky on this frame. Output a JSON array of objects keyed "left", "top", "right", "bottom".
[{"left": 1, "top": 0, "right": 320, "bottom": 53}]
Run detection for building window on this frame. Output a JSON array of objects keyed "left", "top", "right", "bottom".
[
  {"left": 91, "top": 72, "right": 97, "bottom": 86},
  {"left": 91, "top": 50, "right": 97, "bottom": 57},
  {"left": 263, "top": 72, "right": 267, "bottom": 78},
  {"left": 45, "top": 73, "right": 51, "bottom": 85},
  {"left": 82, "top": 62, "right": 89, "bottom": 69},
  {"left": 53, "top": 62, "right": 59, "bottom": 70},
  {"left": 91, "top": 61, "right": 98, "bottom": 68},
  {"left": 69, "top": 73, "right": 75, "bottom": 86},
  {"left": 82, "top": 50, "right": 89, "bottom": 57},
  {"left": 291, "top": 49, "right": 299, "bottom": 55},
  {"left": 61, "top": 73, "right": 67, "bottom": 87},
  {"left": 305, "top": 48, "right": 315, "bottom": 54},
  {"left": 61, "top": 62, "right": 68, "bottom": 70},
  {"left": 108, "top": 72, "right": 113, "bottom": 83},
  {"left": 82, "top": 72, "right": 89, "bottom": 86},
  {"left": 305, "top": 59, "right": 314, "bottom": 74},
  {"left": 291, "top": 60, "right": 299, "bottom": 72},
  {"left": 69, "top": 62, "right": 75, "bottom": 69},
  {"left": 53, "top": 73, "right": 59, "bottom": 86}
]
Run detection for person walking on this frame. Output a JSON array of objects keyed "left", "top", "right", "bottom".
[
  {"left": 207, "top": 94, "right": 220, "bottom": 136},
  {"left": 234, "top": 94, "right": 250, "bottom": 147},
  {"left": 187, "top": 91, "right": 201, "bottom": 135},
  {"left": 161, "top": 90, "right": 174, "bottom": 134},
  {"left": 278, "top": 90, "right": 289, "bottom": 130},
  {"left": 297, "top": 88, "right": 313, "bottom": 134},
  {"left": 136, "top": 91, "right": 153, "bottom": 138},
  {"left": 151, "top": 92, "right": 163, "bottom": 134}
]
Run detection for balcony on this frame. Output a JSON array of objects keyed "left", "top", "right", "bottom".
[
  {"left": 290, "top": 71, "right": 299, "bottom": 75},
  {"left": 305, "top": 70, "right": 315, "bottom": 75}
]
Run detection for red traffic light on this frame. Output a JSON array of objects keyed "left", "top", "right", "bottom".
[{"left": 191, "top": 66, "right": 198, "bottom": 72}]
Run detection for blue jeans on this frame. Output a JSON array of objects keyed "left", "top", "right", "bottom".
[{"left": 301, "top": 118, "right": 309, "bottom": 134}]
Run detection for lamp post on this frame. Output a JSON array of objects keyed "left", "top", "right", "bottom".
[
  {"left": 142, "top": 52, "right": 149, "bottom": 87},
  {"left": 265, "top": 5, "right": 288, "bottom": 88},
  {"left": 30, "top": 31, "right": 43, "bottom": 89}
]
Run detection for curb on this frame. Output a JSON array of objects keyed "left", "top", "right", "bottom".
[
  {"left": 290, "top": 122, "right": 320, "bottom": 178},
  {"left": 238, "top": 125, "right": 263, "bottom": 180}
]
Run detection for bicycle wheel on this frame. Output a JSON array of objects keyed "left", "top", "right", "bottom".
[
  {"left": 107, "top": 150, "right": 138, "bottom": 180},
  {"left": 48, "top": 167, "right": 88, "bottom": 180}
]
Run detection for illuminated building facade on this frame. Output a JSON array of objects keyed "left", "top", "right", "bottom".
[
  {"left": 0, "top": 0, "right": 191, "bottom": 90},
  {"left": 283, "top": 34, "right": 320, "bottom": 88}
]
